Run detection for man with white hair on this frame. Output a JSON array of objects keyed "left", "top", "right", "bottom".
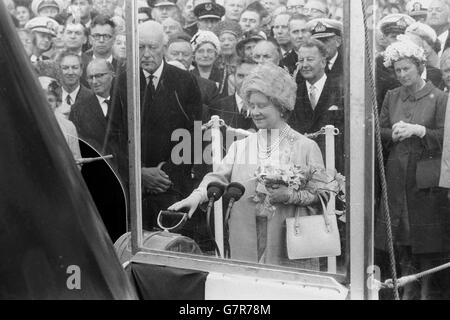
[
  {"left": 303, "top": 0, "right": 329, "bottom": 20},
  {"left": 273, "top": 12, "right": 293, "bottom": 57},
  {"left": 109, "top": 21, "right": 203, "bottom": 231},
  {"left": 252, "top": 39, "right": 282, "bottom": 65},
  {"left": 427, "top": 0, "right": 450, "bottom": 57}
]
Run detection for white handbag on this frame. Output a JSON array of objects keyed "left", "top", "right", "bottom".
[{"left": 286, "top": 194, "right": 341, "bottom": 260}]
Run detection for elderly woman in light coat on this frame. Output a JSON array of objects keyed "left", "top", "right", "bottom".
[{"left": 170, "top": 63, "right": 325, "bottom": 270}]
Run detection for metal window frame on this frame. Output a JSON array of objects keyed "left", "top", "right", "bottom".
[{"left": 124, "top": 0, "right": 375, "bottom": 299}]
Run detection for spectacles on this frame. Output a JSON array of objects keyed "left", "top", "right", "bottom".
[
  {"left": 287, "top": 5, "right": 304, "bottom": 11},
  {"left": 91, "top": 33, "right": 113, "bottom": 41},
  {"left": 87, "top": 72, "right": 109, "bottom": 81},
  {"left": 303, "top": 7, "right": 325, "bottom": 15}
]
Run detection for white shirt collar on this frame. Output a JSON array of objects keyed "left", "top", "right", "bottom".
[
  {"left": 235, "top": 93, "right": 243, "bottom": 112},
  {"left": 143, "top": 60, "right": 164, "bottom": 88},
  {"left": 93, "top": 54, "right": 113, "bottom": 64},
  {"left": 438, "top": 30, "right": 449, "bottom": 57},
  {"left": 62, "top": 86, "right": 81, "bottom": 101},
  {"left": 421, "top": 67, "right": 427, "bottom": 80},
  {"left": 306, "top": 73, "right": 327, "bottom": 93},
  {"left": 328, "top": 52, "right": 338, "bottom": 70},
  {"left": 96, "top": 95, "right": 110, "bottom": 117},
  {"left": 56, "top": 86, "right": 81, "bottom": 117}
]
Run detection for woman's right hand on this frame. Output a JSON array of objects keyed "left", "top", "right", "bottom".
[{"left": 168, "top": 192, "right": 203, "bottom": 219}]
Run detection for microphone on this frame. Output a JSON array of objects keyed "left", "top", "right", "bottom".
[
  {"left": 206, "top": 182, "right": 226, "bottom": 257},
  {"left": 223, "top": 182, "right": 246, "bottom": 258}
]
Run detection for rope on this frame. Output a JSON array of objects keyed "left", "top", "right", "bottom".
[
  {"left": 380, "top": 262, "right": 450, "bottom": 289},
  {"left": 360, "top": 0, "right": 400, "bottom": 300}
]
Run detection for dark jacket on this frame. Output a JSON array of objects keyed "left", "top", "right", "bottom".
[
  {"left": 209, "top": 94, "right": 256, "bottom": 132},
  {"left": 69, "top": 93, "right": 110, "bottom": 155},
  {"left": 376, "top": 54, "right": 444, "bottom": 111},
  {"left": 192, "top": 65, "right": 228, "bottom": 98},
  {"left": 193, "top": 74, "right": 220, "bottom": 122},
  {"left": 281, "top": 49, "right": 298, "bottom": 75},
  {"left": 108, "top": 62, "right": 203, "bottom": 228},
  {"left": 326, "top": 51, "right": 343, "bottom": 79},
  {"left": 289, "top": 75, "right": 345, "bottom": 173},
  {"left": 376, "top": 82, "right": 450, "bottom": 254}
]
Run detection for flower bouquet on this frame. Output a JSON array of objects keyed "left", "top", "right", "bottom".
[{"left": 251, "top": 164, "right": 346, "bottom": 219}]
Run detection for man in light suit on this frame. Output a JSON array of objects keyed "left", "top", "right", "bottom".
[
  {"left": 289, "top": 39, "right": 344, "bottom": 173},
  {"left": 109, "top": 21, "right": 203, "bottom": 231}
]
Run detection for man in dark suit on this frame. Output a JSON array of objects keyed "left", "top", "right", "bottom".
[
  {"left": 289, "top": 39, "right": 344, "bottom": 173},
  {"left": 81, "top": 14, "right": 120, "bottom": 86},
  {"left": 427, "top": 0, "right": 450, "bottom": 57},
  {"left": 165, "top": 33, "right": 220, "bottom": 121},
  {"left": 56, "top": 51, "right": 93, "bottom": 119},
  {"left": 281, "top": 14, "right": 310, "bottom": 76},
  {"left": 209, "top": 58, "right": 257, "bottom": 134},
  {"left": 308, "top": 18, "right": 343, "bottom": 79},
  {"left": 70, "top": 59, "right": 113, "bottom": 154},
  {"left": 69, "top": 59, "right": 126, "bottom": 242},
  {"left": 109, "top": 21, "right": 203, "bottom": 231}
]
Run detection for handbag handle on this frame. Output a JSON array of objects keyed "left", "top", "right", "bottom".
[
  {"left": 157, "top": 210, "right": 188, "bottom": 233},
  {"left": 294, "top": 193, "right": 333, "bottom": 236}
]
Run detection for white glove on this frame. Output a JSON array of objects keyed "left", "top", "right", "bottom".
[
  {"left": 168, "top": 191, "right": 204, "bottom": 218},
  {"left": 392, "top": 121, "right": 426, "bottom": 142}
]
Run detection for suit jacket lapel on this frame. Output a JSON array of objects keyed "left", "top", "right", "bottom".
[
  {"left": 90, "top": 96, "right": 107, "bottom": 130},
  {"left": 312, "top": 78, "right": 333, "bottom": 125},
  {"left": 145, "top": 63, "right": 172, "bottom": 127}
]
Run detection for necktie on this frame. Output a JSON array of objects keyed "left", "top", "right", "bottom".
[
  {"left": 66, "top": 94, "right": 72, "bottom": 106},
  {"left": 104, "top": 99, "right": 111, "bottom": 118},
  {"left": 309, "top": 85, "right": 317, "bottom": 109},
  {"left": 144, "top": 74, "right": 156, "bottom": 103}
]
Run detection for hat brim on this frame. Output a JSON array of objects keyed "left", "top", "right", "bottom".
[
  {"left": 236, "top": 37, "right": 264, "bottom": 51},
  {"left": 198, "top": 15, "right": 222, "bottom": 20},
  {"left": 312, "top": 33, "right": 338, "bottom": 39},
  {"left": 38, "top": 5, "right": 59, "bottom": 11},
  {"left": 31, "top": 27, "right": 56, "bottom": 37},
  {"left": 154, "top": 3, "right": 176, "bottom": 7}
]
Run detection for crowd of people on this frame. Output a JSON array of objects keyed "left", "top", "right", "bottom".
[{"left": 3, "top": 0, "right": 450, "bottom": 299}]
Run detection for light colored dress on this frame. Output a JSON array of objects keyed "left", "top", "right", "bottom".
[
  {"left": 197, "top": 126, "right": 325, "bottom": 270},
  {"left": 55, "top": 112, "right": 82, "bottom": 161}
]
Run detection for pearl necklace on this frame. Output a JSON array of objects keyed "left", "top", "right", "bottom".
[{"left": 257, "top": 125, "right": 291, "bottom": 160}]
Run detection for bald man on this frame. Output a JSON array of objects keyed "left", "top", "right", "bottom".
[
  {"left": 252, "top": 40, "right": 282, "bottom": 65},
  {"left": 109, "top": 21, "right": 203, "bottom": 231},
  {"left": 70, "top": 59, "right": 127, "bottom": 241}
]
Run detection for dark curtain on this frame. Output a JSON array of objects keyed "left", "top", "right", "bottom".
[{"left": 0, "top": 2, "right": 136, "bottom": 300}]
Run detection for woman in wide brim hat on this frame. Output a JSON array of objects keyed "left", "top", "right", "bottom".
[{"left": 170, "top": 63, "right": 325, "bottom": 269}]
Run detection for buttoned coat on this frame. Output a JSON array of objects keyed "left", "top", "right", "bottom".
[{"left": 375, "top": 82, "right": 450, "bottom": 254}]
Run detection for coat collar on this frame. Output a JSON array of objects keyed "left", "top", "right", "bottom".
[{"left": 399, "top": 81, "right": 434, "bottom": 102}]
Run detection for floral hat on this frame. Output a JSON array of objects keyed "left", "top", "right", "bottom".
[
  {"left": 383, "top": 38, "right": 427, "bottom": 68},
  {"left": 191, "top": 30, "right": 221, "bottom": 53}
]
